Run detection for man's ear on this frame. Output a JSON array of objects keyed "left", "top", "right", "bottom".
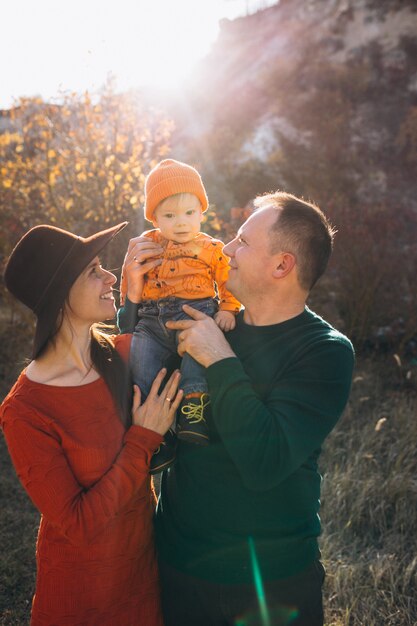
[{"left": 272, "top": 252, "right": 296, "bottom": 279}]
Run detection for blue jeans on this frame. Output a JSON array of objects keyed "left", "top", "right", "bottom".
[
  {"left": 130, "top": 297, "right": 218, "bottom": 398},
  {"left": 159, "top": 559, "right": 325, "bottom": 626}
]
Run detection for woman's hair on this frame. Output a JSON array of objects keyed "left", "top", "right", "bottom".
[{"left": 90, "top": 326, "right": 132, "bottom": 428}]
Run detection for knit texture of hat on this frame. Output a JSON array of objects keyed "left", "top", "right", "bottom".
[{"left": 145, "top": 159, "right": 208, "bottom": 222}]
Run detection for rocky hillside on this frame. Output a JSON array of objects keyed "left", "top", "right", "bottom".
[{"left": 166, "top": 0, "right": 417, "bottom": 213}]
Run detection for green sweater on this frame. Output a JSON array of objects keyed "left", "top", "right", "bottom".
[{"left": 154, "top": 307, "right": 354, "bottom": 584}]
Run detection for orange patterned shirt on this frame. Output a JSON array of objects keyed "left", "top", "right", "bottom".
[{"left": 121, "top": 230, "right": 241, "bottom": 313}]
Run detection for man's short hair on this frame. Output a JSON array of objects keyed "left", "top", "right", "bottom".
[{"left": 253, "top": 192, "right": 336, "bottom": 291}]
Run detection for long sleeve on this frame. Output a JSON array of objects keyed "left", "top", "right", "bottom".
[
  {"left": 155, "top": 307, "right": 355, "bottom": 584},
  {"left": 1, "top": 401, "right": 162, "bottom": 547},
  {"left": 117, "top": 296, "right": 140, "bottom": 333},
  {"left": 206, "top": 342, "right": 354, "bottom": 491}
]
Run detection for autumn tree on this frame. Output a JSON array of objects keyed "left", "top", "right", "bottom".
[
  {"left": 0, "top": 85, "right": 174, "bottom": 374},
  {"left": 0, "top": 83, "right": 174, "bottom": 269}
]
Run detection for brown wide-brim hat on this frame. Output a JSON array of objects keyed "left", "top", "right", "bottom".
[{"left": 4, "top": 221, "right": 127, "bottom": 359}]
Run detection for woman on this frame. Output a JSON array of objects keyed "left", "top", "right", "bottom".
[{"left": 0, "top": 222, "right": 182, "bottom": 626}]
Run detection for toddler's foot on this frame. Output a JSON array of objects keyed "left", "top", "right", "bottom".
[
  {"left": 150, "top": 429, "right": 177, "bottom": 475},
  {"left": 177, "top": 393, "right": 210, "bottom": 445}
]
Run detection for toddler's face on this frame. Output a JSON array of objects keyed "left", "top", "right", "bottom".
[{"left": 153, "top": 193, "right": 203, "bottom": 243}]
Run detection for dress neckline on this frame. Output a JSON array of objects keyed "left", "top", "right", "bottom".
[{"left": 21, "top": 370, "right": 103, "bottom": 390}]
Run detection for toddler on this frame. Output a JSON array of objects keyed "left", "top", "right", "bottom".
[{"left": 118, "top": 159, "right": 240, "bottom": 472}]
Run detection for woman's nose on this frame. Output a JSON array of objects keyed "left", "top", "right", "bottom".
[{"left": 103, "top": 269, "right": 117, "bottom": 284}]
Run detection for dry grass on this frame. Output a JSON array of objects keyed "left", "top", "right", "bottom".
[
  {"left": 321, "top": 356, "right": 417, "bottom": 625},
  {"left": 0, "top": 355, "right": 416, "bottom": 625},
  {"left": 0, "top": 435, "right": 36, "bottom": 625}
]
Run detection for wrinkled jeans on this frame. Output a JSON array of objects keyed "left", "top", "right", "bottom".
[{"left": 130, "top": 296, "right": 218, "bottom": 398}]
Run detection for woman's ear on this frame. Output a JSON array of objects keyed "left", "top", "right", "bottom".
[{"left": 272, "top": 252, "right": 296, "bottom": 279}]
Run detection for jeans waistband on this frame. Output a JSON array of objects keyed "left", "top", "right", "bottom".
[{"left": 138, "top": 296, "right": 214, "bottom": 316}]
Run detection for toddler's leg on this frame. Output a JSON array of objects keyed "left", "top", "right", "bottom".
[
  {"left": 176, "top": 352, "right": 210, "bottom": 445},
  {"left": 130, "top": 329, "right": 168, "bottom": 395},
  {"left": 131, "top": 324, "right": 177, "bottom": 473},
  {"left": 170, "top": 298, "right": 218, "bottom": 446}
]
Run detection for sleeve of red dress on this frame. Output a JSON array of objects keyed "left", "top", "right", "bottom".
[{"left": 1, "top": 403, "right": 162, "bottom": 547}]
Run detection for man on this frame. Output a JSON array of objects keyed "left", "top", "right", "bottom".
[{"left": 131, "top": 191, "right": 354, "bottom": 626}]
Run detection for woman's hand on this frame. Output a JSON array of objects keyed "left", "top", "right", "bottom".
[
  {"left": 131, "top": 369, "right": 183, "bottom": 435},
  {"left": 122, "top": 236, "right": 163, "bottom": 303}
]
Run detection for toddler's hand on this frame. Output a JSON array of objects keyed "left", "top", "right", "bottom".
[{"left": 214, "top": 310, "right": 236, "bottom": 332}]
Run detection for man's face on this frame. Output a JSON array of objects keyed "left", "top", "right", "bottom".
[{"left": 223, "top": 207, "right": 279, "bottom": 302}]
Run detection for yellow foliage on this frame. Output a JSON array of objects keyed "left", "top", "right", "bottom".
[
  {"left": 0, "top": 87, "right": 173, "bottom": 238},
  {"left": 0, "top": 132, "right": 22, "bottom": 147}
]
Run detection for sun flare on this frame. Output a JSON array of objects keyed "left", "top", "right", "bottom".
[{"left": 1, "top": 0, "right": 247, "bottom": 105}]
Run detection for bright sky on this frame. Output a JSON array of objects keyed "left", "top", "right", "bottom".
[{"left": 0, "top": 0, "right": 273, "bottom": 109}]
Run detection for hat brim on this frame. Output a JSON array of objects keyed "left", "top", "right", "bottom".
[{"left": 32, "top": 221, "right": 127, "bottom": 359}]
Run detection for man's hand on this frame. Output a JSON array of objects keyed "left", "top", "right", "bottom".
[
  {"left": 214, "top": 310, "right": 236, "bottom": 332},
  {"left": 166, "top": 305, "right": 237, "bottom": 368},
  {"left": 122, "top": 236, "right": 163, "bottom": 303}
]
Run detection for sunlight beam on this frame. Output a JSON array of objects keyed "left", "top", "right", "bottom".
[{"left": 248, "top": 536, "right": 272, "bottom": 626}]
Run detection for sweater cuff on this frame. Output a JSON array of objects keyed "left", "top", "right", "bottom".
[
  {"left": 117, "top": 296, "right": 139, "bottom": 334},
  {"left": 219, "top": 303, "right": 241, "bottom": 313},
  {"left": 124, "top": 424, "right": 163, "bottom": 452},
  {"left": 206, "top": 357, "right": 247, "bottom": 387}
]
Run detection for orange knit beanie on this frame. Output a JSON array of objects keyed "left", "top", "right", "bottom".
[{"left": 145, "top": 159, "right": 209, "bottom": 222}]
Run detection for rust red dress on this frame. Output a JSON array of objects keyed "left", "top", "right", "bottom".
[{"left": 0, "top": 335, "right": 164, "bottom": 626}]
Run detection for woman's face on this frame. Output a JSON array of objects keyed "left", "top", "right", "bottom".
[{"left": 65, "top": 257, "right": 117, "bottom": 325}]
